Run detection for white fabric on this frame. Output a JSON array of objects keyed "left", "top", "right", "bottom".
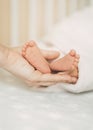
[
  {"left": 0, "top": 69, "right": 93, "bottom": 130},
  {"left": 44, "top": 6, "right": 93, "bottom": 93}
]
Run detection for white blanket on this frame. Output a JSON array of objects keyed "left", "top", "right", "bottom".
[{"left": 43, "top": 6, "right": 93, "bottom": 93}]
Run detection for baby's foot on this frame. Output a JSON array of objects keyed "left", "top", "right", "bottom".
[
  {"left": 50, "top": 50, "right": 79, "bottom": 72},
  {"left": 70, "top": 49, "right": 80, "bottom": 67},
  {"left": 22, "top": 41, "right": 51, "bottom": 73},
  {"left": 70, "top": 50, "right": 80, "bottom": 78},
  {"left": 69, "top": 67, "right": 79, "bottom": 79}
]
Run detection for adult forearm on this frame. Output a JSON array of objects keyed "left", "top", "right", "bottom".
[{"left": 0, "top": 44, "right": 10, "bottom": 67}]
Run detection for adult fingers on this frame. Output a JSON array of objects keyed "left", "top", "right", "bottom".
[
  {"left": 25, "top": 80, "right": 57, "bottom": 87},
  {"left": 41, "top": 49, "right": 60, "bottom": 60},
  {"left": 40, "top": 73, "right": 77, "bottom": 84},
  {"left": 29, "top": 70, "right": 77, "bottom": 84}
]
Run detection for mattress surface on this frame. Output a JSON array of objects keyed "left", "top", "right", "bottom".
[{"left": 0, "top": 69, "right": 93, "bottom": 130}]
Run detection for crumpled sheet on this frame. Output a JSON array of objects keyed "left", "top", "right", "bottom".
[{"left": 0, "top": 69, "right": 93, "bottom": 130}]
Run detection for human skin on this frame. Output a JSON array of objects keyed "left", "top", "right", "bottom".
[
  {"left": 22, "top": 41, "right": 79, "bottom": 77},
  {"left": 0, "top": 44, "right": 78, "bottom": 87}
]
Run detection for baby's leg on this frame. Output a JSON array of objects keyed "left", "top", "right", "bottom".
[
  {"left": 50, "top": 50, "right": 79, "bottom": 72},
  {"left": 22, "top": 41, "right": 51, "bottom": 73}
]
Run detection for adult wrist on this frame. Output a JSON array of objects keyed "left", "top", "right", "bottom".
[{"left": 0, "top": 44, "right": 10, "bottom": 68}]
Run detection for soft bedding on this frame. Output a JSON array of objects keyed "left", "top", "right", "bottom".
[
  {"left": 44, "top": 6, "right": 93, "bottom": 93},
  {"left": 0, "top": 69, "right": 93, "bottom": 130}
]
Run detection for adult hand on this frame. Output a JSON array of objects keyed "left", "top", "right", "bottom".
[{"left": 2, "top": 46, "right": 77, "bottom": 86}]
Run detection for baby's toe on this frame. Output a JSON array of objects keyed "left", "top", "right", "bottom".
[
  {"left": 76, "top": 54, "right": 80, "bottom": 59},
  {"left": 25, "top": 42, "right": 29, "bottom": 46},
  {"left": 73, "top": 61, "right": 78, "bottom": 67},
  {"left": 28, "top": 41, "right": 36, "bottom": 47},
  {"left": 71, "top": 77, "right": 77, "bottom": 84},
  {"left": 69, "top": 49, "right": 76, "bottom": 57},
  {"left": 75, "top": 58, "right": 79, "bottom": 63}
]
